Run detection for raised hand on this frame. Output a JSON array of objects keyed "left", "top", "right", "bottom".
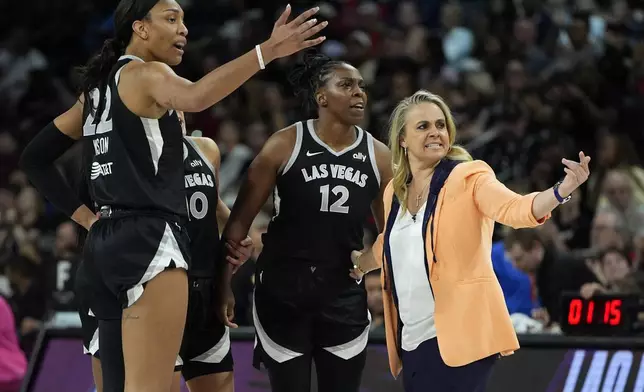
[
  {"left": 262, "top": 5, "right": 328, "bottom": 62},
  {"left": 558, "top": 151, "right": 591, "bottom": 197}
]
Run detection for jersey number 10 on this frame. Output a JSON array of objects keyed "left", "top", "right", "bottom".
[
  {"left": 319, "top": 185, "right": 349, "bottom": 214},
  {"left": 187, "top": 191, "right": 208, "bottom": 220}
]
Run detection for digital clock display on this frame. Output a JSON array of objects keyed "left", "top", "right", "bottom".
[
  {"left": 560, "top": 293, "right": 638, "bottom": 336},
  {"left": 567, "top": 297, "right": 622, "bottom": 326}
]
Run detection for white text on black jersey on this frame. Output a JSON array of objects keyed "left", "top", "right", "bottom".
[
  {"left": 185, "top": 172, "right": 215, "bottom": 189},
  {"left": 301, "top": 164, "right": 368, "bottom": 188}
]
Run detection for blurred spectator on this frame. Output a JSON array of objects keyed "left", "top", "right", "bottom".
[
  {"left": 504, "top": 229, "right": 598, "bottom": 325},
  {"left": 491, "top": 241, "right": 536, "bottom": 316},
  {"left": 0, "top": 28, "right": 48, "bottom": 111},
  {"left": 5, "top": 255, "right": 46, "bottom": 357},
  {"left": 588, "top": 210, "right": 629, "bottom": 256},
  {"left": 596, "top": 169, "right": 644, "bottom": 235},
  {"left": 47, "top": 221, "right": 79, "bottom": 312},
  {"left": 216, "top": 120, "right": 253, "bottom": 205},
  {"left": 0, "top": 295, "right": 26, "bottom": 392},
  {"left": 580, "top": 247, "right": 634, "bottom": 298}
]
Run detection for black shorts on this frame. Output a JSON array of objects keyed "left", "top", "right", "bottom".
[
  {"left": 79, "top": 300, "right": 100, "bottom": 357},
  {"left": 177, "top": 276, "right": 233, "bottom": 381},
  {"left": 76, "top": 259, "right": 100, "bottom": 356},
  {"left": 79, "top": 276, "right": 233, "bottom": 380},
  {"left": 80, "top": 212, "right": 190, "bottom": 320},
  {"left": 252, "top": 263, "right": 371, "bottom": 370}
]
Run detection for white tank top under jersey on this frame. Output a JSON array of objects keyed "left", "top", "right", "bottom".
[{"left": 390, "top": 203, "right": 437, "bottom": 351}]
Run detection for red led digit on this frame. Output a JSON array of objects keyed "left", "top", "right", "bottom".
[
  {"left": 568, "top": 299, "right": 582, "bottom": 325},
  {"left": 609, "top": 299, "right": 622, "bottom": 326},
  {"left": 586, "top": 300, "right": 594, "bottom": 324},
  {"left": 604, "top": 301, "right": 610, "bottom": 323}
]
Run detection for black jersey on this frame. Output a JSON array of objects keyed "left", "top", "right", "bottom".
[
  {"left": 260, "top": 119, "right": 381, "bottom": 270},
  {"left": 183, "top": 137, "right": 220, "bottom": 277},
  {"left": 81, "top": 55, "right": 187, "bottom": 218}
]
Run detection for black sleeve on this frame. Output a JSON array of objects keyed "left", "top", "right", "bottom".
[{"left": 19, "top": 122, "right": 84, "bottom": 217}]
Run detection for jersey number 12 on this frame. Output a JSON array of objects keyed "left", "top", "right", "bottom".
[{"left": 319, "top": 185, "right": 349, "bottom": 214}]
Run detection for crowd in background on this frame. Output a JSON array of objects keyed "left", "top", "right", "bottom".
[{"left": 1, "top": 0, "right": 644, "bottom": 385}]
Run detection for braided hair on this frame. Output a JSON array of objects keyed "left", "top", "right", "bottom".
[{"left": 287, "top": 50, "right": 346, "bottom": 114}]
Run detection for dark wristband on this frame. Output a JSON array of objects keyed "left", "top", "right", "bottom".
[{"left": 553, "top": 181, "right": 571, "bottom": 204}]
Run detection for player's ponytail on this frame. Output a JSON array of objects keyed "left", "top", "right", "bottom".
[
  {"left": 76, "top": 38, "right": 124, "bottom": 102},
  {"left": 288, "top": 50, "right": 345, "bottom": 114},
  {"left": 75, "top": 0, "right": 158, "bottom": 113}
]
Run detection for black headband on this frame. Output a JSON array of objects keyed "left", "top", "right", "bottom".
[{"left": 113, "top": 0, "right": 158, "bottom": 47}]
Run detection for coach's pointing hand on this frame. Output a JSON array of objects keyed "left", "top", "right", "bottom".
[{"left": 261, "top": 5, "right": 328, "bottom": 63}]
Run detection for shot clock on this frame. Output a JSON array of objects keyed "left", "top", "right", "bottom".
[{"left": 560, "top": 293, "right": 640, "bottom": 336}]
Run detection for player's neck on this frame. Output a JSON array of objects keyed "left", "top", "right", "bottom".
[
  {"left": 123, "top": 43, "right": 155, "bottom": 63},
  {"left": 314, "top": 116, "right": 356, "bottom": 148}
]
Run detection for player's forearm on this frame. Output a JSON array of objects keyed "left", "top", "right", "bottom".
[
  {"left": 216, "top": 198, "right": 231, "bottom": 235},
  {"left": 20, "top": 122, "right": 87, "bottom": 223},
  {"left": 188, "top": 43, "right": 274, "bottom": 112}
]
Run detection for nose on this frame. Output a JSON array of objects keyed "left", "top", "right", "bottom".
[
  {"left": 179, "top": 22, "right": 188, "bottom": 37},
  {"left": 351, "top": 84, "right": 364, "bottom": 97}
]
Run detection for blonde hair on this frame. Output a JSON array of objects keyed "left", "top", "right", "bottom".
[{"left": 388, "top": 89, "right": 472, "bottom": 211}]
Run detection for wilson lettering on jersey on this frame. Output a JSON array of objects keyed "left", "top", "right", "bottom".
[
  {"left": 260, "top": 119, "right": 381, "bottom": 271},
  {"left": 183, "top": 138, "right": 220, "bottom": 277},
  {"left": 81, "top": 55, "right": 186, "bottom": 217}
]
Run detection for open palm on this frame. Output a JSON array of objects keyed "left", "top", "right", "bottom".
[{"left": 265, "top": 5, "right": 328, "bottom": 60}]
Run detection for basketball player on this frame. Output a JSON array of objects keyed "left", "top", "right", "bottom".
[
  {"left": 221, "top": 52, "right": 393, "bottom": 392},
  {"left": 19, "top": 0, "right": 327, "bottom": 390},
  {"left": 78, "top": 123, "right": 246, "bottom": 392}
]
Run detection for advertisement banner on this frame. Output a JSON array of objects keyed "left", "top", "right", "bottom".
[{"left": 26, "top": 337, "right": 644, "bottom": 392}]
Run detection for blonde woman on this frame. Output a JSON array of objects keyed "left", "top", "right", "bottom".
[{"left": 350, "top": 90, "right": 591, "bottom": 392}]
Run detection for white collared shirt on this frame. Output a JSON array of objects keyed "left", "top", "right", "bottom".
[{"left": 389, "top": 204, "right": 437, "bottom": 351}]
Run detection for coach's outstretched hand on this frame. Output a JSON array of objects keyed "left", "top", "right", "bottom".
[
  {"left": 557, "top": 151, "right": 591, "bottom": 197},
  {"left": 262, "top": 5, "right": 328, "bottom": 63}
]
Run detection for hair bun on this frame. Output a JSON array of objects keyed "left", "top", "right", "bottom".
[
  {"left": 287, "top": 50, "right": 331, "bottom": 94},
  {"left": 301, "top": 50, "right": 331, "bottom": 74}
]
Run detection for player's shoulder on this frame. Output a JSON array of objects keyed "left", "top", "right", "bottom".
[
  {"left": 369, "top": 134, "right": 390, "bottom": 157},
  {"left": 254, "top": 122, "right": 302, "bottom": 170},
  {"left": 271, "top": 122, "right": 299, "bottom": 142},
  {"left": 186, "top": 136, "right": 220, "bottom": 165},
  {"left": 365, "top": 132, "right": 391, "bottom": 175},
  {"left": 262, "top": 122, "right": 300, "bottom": 154},
  {"left": 187, "top": 136, "right": 218, "bottom": 152},
  {"left": 123, "top": 60, "right": 175, "bottom": 84}
]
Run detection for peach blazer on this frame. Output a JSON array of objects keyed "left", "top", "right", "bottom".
[{"left": 372, "top": 160, "right": 549, "bottom": 377}]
